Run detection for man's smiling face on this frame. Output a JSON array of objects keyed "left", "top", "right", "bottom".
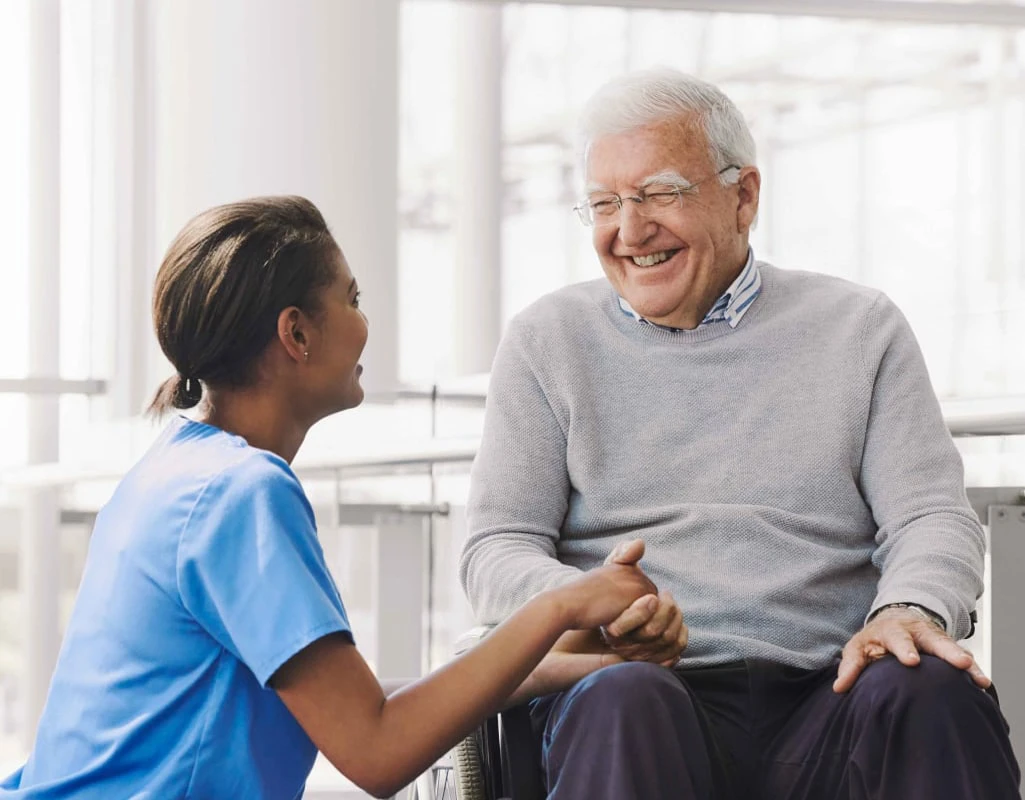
[{"left": 585, "top": 116, "right": 757, "bottom": 330}]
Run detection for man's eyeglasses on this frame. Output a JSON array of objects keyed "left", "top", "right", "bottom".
[{"left": 573, "top": 165, "right": 742, "bottom": 227}]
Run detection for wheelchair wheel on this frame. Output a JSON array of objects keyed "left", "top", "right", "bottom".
[
  {"left": 452, "top": 733, "right": 487, "bottom": 800},
  {"left": 409, "top": 759, "right": 457, "bottom": 800}
]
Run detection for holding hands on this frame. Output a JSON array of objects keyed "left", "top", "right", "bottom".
[
  {"left": 508, "top": 541, "right": 657, "bottom": 703},
  {"left": 554, "top": 540, "right": 659, "bottom": 630},
  {"left": 512, "top": 539, "right": 685, "bottom": 704},
  {"left": 599, "top": 540, "right": 689, "bottom": 667}
]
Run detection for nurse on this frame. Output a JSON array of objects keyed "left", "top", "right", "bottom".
[{"left": 2, "top": 196, "right": 656, "bottom": 799}]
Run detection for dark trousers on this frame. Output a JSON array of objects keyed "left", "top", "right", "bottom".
[{"left": 529, "top": 656, "right": 1021, "bottom": 800}]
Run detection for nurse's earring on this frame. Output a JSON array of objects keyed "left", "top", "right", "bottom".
[{"left": 287, "top": 324, "right": 309, "bottom": 363}]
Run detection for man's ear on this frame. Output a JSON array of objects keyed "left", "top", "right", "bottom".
[{"left": 736, "top": 166, "right": 761, "bottom": 233}]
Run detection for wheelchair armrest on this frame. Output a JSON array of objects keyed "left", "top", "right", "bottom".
[{"left": 454, "top": 625, "right": 494, "bottom": 655}]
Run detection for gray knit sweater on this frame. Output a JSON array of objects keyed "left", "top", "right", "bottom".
[{"left": 459, "top": 263, "right": 985, "bottom": 669}]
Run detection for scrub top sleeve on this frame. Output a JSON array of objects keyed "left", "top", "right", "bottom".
[{"left": 177, "top": 452, "right": 353, "bottom": 686}]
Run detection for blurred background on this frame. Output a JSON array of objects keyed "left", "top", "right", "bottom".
[{"left": 1, "top": 0, "right": 1024, "bottom": 796}]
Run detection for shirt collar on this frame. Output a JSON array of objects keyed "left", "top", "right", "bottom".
[{"left": 618, "top": 248, "right": 760, "bottom": 332}]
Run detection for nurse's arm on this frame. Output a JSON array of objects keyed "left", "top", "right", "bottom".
[{"left": 271, "top": 561, "right": 656, "bottom": 799}]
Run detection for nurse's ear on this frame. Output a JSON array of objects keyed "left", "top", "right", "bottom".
[{"left": 277, "top": 307, "right": 310, "bottom": 365}]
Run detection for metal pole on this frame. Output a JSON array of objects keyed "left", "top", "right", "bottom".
[
  {"left": 372, "top": 514, "right": 427, "bottom": 680},
  {"left": 24, "top": 0, "right": 62, "bottom": 748},
  {"left": 988, "top": 503, "right": 1025, "bottom": 761},
  {"left": 460, "top": 0, "right": 1025, "bottom": 28},
  {"left": 452, "top": 2, "right": 503, "bottom": 377},
  {"left": 103, "top": 0, "right": 155, "bottom": 417}
]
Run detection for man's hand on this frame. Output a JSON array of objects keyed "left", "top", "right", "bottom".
[
  {"left": 833, "top": 606, "right": 990, "bottom": 693},
  {"left": 599, "top": 541, "right": 688, "bottom": 666}
]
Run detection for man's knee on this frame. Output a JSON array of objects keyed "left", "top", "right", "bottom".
[
  {"left": 541, "top": 662, "right": 715, "bottom": 791},
  {"left": 845, "top": 656, "right": 1020, "bottom": 794},
  {"left": 552, "top": 661, "right": 694, "bottom": 730},
  {"left": 572, "top": 661, "right": 687, "bottom": 702},
  {"left": 851, "top": 654, "right": 995, "bottom": 721}
]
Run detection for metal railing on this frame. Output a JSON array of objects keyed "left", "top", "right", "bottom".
[{"left": 0, "top": 407, "right": 1023, "bottom": 792}]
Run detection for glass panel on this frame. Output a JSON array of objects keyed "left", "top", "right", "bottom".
[{"left": 495, "top": 7, "right": 1024, "bottom": 399}]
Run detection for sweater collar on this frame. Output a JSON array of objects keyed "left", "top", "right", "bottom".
[{"left": 617, "top": 248, "right": 760, "bottom": 332}]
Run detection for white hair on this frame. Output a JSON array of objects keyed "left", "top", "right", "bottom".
[{"left": 578, "top": 67, "right": 757, "bottom": 180}]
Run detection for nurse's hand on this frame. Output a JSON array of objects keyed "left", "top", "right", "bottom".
[{"left": 551, "top": 551, "right": 658, "bottom": 632}]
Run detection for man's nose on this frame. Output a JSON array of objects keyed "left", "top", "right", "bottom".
[{"left": 616, "top": 202, "right": 657, "bottom": 247}]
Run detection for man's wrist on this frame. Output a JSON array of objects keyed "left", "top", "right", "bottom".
[{"left": 870, "top": 602, "right": 946, "bottom": 630}]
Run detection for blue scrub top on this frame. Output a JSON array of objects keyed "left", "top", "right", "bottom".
[{"left": 2, "top": 417, "right": 352, "bottom": 799}]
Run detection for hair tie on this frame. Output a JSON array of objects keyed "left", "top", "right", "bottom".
[{"left": 180, "top": 375, "right": 203, "bottom": 405}]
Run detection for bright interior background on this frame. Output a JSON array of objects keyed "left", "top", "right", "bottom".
[{"left": 1, "top": 0, "right": 1024, "bottom": 792}]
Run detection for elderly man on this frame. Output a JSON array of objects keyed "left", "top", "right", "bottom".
[{"left": 459, "top": 69, "right": 1019, "bottom": 799}]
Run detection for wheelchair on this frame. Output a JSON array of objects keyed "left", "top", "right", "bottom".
[
  {"left": 409, "top": 627, "right": 544, "bottom": 800},
  {"left": 409, "top": 703, "right": 540, "bottom": 800}
]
